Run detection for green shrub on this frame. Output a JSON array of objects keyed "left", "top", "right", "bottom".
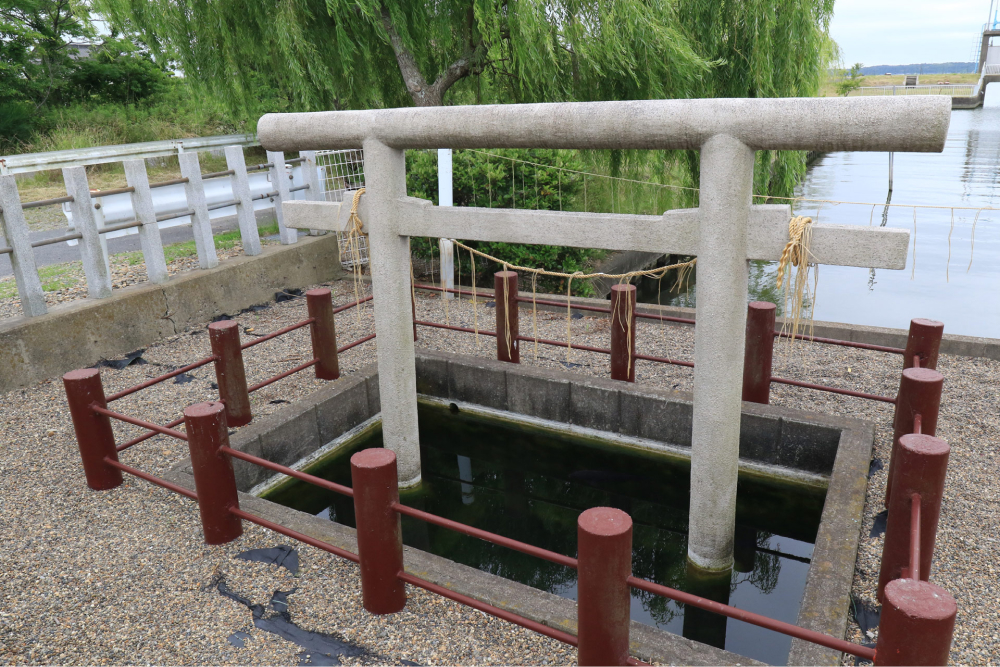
[{"left": 64, "top": 39, "right": 170, "bottom": 105}]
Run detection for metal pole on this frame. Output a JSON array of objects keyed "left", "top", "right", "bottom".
[
  {"left": 610, "top": 284, "right": 637, "bottom": 382},
  {"left": 63, "top": 368, "right": 122, "bottom": 490},
  {"left": 438, "top": 149, "right": 454, "bottom": 299},
  {"left": 184, "top": 401, "right": 243, "bottom": 544},
  {"left": 904, "top": 318, "right": 944, "bottom": 370},
  {"left": 878, "top": 433, "right": 949, "bottom": 600},
  {"left": 875, "top": 579, "right": 956, "bottom": 666},
  {"left": 209, "top": 320, "right": 252, "bottom": 427},
  {"left": 742, "top": 302, "right": 776, "bottom": 404},
  {"left": 887, "top": 367, "right": 943, "bottom": 506},
  {"left": 306, "top": 288, "right": 339, "bottom": 380},
  {"left": 350, "top": 448, "right": 407, "bottom": 614},
  {"left": 495, "top": 271, "right": 520, "bottom": 363},
  {"left": 577, "top": 507, "right": 632, "bottom": 666}
]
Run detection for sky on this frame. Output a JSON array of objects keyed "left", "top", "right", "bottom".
[{"left": 830, "top": 0, "right": 996, "bottom": 66}]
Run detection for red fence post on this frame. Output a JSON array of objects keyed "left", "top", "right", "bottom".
[
  {"left": 495, "top": 271, "right": 520, "bottom": 363},
  {"left": 577, "top": 507, "right": 632, "bottom": 666},
  {"left": 904, "top": 318, "right": 944, "bottom": 370},
  {"left": 209, "top": 320, "right": 252, "bottom": 427},
  {"left": 351, "top": 448, "right": 406, "bottom": 614},
  {"left": 742, "top": 301, "right": 776, "bottom": 404},
  {"left": 877, "top": 433, "right": 950, "bottom": 600},
  {"left": 610, "top": 284, "right": 637, "bottom": 382},
  {"left": 63, "top": 368, "right": 123, "bottom": 490},
  {"left": 886, "top": 367, "right": 943, "bottom": 506},
  {"left": 306, "top": 288, "right": 340, "bottom": 380},
  {"left": 874, "top": 578, "right": 956, "bottom": 666},
  {"left": 184, "top": 401, "right": 243, "bottom": 545}
]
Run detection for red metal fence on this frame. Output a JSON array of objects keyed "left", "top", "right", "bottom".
[{"left": 61, "top": 277, "right": 958, "bottom": 665}]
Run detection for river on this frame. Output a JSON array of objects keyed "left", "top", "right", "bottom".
[
  {"left": 792, "top": 93, "right": 1000, "bottom": 337},
  {"left": 638, "top": 92, "right": 1000, "bottom": 338}
]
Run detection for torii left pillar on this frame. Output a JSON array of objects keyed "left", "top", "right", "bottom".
[{"left": 363, "top": 139, "right": 422, "bottom": 487}]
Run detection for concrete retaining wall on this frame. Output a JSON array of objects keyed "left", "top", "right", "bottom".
[{"left": 0, "top": 234, "right": 341, "bottom": 394}]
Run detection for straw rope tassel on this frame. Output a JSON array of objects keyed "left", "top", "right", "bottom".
[
  {"left": 776, "top": 215, "right": 816, "bottom": 345},
  {"left": 346, "top": 188, "right": 367, "bottom": 326}
]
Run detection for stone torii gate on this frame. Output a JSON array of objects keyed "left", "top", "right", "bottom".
[{"left": 259, "top": 97, "right": 950, "bottom": 573}]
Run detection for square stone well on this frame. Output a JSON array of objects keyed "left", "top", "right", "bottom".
[{"left": 167, "top": 348, "right": 874, "bottom": 666}]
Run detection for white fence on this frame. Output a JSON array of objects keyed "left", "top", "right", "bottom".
[
  {"left": 851, "top": 84, "right": 977, "bottom": 97},
  {"left": 0, "top": 141, "right": 332, "bottom": 319}
]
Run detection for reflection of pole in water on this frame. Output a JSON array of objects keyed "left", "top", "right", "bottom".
[
  {"left": 682, "top": 563, "right": 731, "bottom": 650},
  {"left": 457, "top": 455, "right": 474, "bottom": 505},
  {"left": 733, "top": 525, "right": 758, "bottom": 573},
  {"left": 869, "top": 152, "right": 894, "bottom": 290}
]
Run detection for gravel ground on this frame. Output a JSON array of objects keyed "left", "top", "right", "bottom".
[{"left": 0, "top": 274, "right": 995, "bottom": 665}]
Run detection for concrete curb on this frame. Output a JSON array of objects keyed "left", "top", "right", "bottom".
[{"left": 0, "top": 234, "right": 341, "bottom": 394}]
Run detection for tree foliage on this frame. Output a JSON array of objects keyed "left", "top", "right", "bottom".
[{"left": 92, "top": 0, "right": 836, "bottom": 201}]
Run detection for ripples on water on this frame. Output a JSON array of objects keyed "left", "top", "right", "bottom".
[{"left": 794, "top": 93, "right": 1000, "bottom": 337}]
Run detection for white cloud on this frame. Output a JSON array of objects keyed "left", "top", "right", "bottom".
[{"left": 830, "top": 0, "right": 994, "bottom": 65}]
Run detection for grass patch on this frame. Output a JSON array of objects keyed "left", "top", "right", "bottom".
[
  {"left": 0, "top": 262, "right": 83, "bottom": 299},
  {"left": 118, "top": 223, "right": 280, "bottom": 267}
]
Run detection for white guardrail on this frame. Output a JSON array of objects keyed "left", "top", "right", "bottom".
[
  {"left": 0, "top": 136, "right": 332, "bottom": 319},
  {"left": 851, "top": 84, "right": 977, "bottom": 97}
]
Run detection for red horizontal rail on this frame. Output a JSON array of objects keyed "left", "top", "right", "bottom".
[
  {"left": 220, "top": 445, "right": 354, "bottom": 498},
  {"left": 770, "top": 376, "right": 897, "bottom": 404},
  {"left": 516, "top": 296, "right": 611, "bottom": 315},
  {"left": 391, "top": 501, "right": 578, "bottom": 569},
  {"left": 414, "top": 283, "right": 496, "bottom": 301},
  {"left": 338, "top": 333, "right": 376, "bottom": 353},
  {"left": 116, "top": 416, "right": 185, "bottom": 452},
  {"left": 397, "top": 570, "right": 581, "bottom": 647},
  {"left": 634, "top": 311, "right": 697, "bottom": 325},
  {"left": 416, "top": 320, "right": 497, "bottom": 337},
  {"left": 333, "top": 294, "right": 374, "bottom": 314},
  {"left": 633, "top": 353, "right": 694, "bottom": 368},
  {"left": 516, "top": 335, "right": 610, "bottom": 356},
  {"left": 106, "top": 355, "right": 216, "bottom": 402},
  {"left": 242, "top": 318, "right": 314, "bottom": 350},
  {"left": 105, "top": 457, "right": 198, "bottom": 500},
  {"left": 231, "top": 507, "right": 360, "bottom": 564},
  {"left": 627, "top": 576, "right": 876, "bottom": 660},
  {"left": 777, "top": 330, "right": 905, "bottom": 355},
  {"left": 247, "top": 358, "right": 319, "bottom": 393},
  {"left": 91, "top": 404, "right": 188, "bottom": 440}
]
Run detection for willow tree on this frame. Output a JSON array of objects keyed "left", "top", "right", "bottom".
[{"left": 97, "top": 0, "right": 833, "bottom": 197}]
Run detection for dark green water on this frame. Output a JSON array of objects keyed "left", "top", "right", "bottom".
[{"left": 264, "top": 401, "right": 826, "bottom": 665}]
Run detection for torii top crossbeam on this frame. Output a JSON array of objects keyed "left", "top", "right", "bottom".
[
  {"left": 259, "top": 96, "right": 951, "bottom": 575},
  {"left": 259, "top": 97, "right": 950, "bottom": 152}
]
